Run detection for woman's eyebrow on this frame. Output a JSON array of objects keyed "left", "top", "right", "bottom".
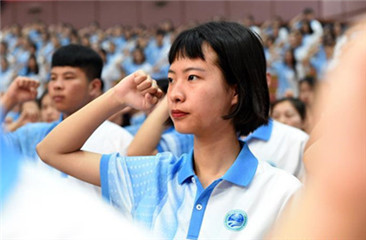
[
  {"left": 168, "top": 67, "right": 205, "bottom": 74},
  {"left": 183, "top": 67, "right": 205, "bottom": 73}
]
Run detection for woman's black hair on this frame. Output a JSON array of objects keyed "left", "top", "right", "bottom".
[
  {"left": 168, "top": 21, "right": 269, "bottom": 136},
  {"left": 271, "top": 97, "right": 306, "bottom": 121},
  {"left": 51, "top": 44, "right": 103, "bottom": 82},
  {"left": 26, "top": 54, "right": 39, "bottom": 75},
  {"left": 285, "top": 48, "right": 298, "bottom": 78},
  {"left": 132, "top": 47, "right": 146, "bottom": 63},
  {"left": 300, "top": 20, "right": 314, "bottom": 35},
  {"left": 37, "top": 89, "right": 49, "bottom": 108},
  {"left": 299, "top": 76, "right": 316, "bottom": 89}
]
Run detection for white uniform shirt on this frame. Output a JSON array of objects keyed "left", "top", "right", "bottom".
[
  {"left": 100, "top": 142, "right": 302, "bottom": 239},
  {"left": 82, "top": 120, "right": 133, "bottom": 155},
  {"left": 244, "top": 119, "right": 309, "bottom": 179}
]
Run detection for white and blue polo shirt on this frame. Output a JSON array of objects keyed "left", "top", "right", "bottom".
[
  {"left": 157, "top": 126, "right": 194, "bottom": 157},
  {"left": 244, "top": 119, "right": 309, "bottom": 179},
  {"left": 100, "top": 142, "right": 301, "bottom": 239}
]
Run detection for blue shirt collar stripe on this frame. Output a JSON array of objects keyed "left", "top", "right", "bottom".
[
  {"left": 222, "top": 143, "right": 258, "bottom": 187},
  {"left": 178, "top": 141, "right": 258, "bottom": 187},
  {"left": 178, "top": 149, "right": 195, "bottom": 184},
  {"left": 245, "top": 118, "right": 273, "bottom": 142}
]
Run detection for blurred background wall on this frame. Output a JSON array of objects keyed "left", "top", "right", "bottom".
[{"left": 1, "top": 0, "right": 366, "bottom": 29}]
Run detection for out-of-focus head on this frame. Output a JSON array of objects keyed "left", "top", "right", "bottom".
[
  {"left": 51, "top": 44, "right": 103, "bottom": 82},
  {"left": 132, "top": 48, "right": 146, "bottom": 64},
  {"left": 38, "top": 90, "right": 60, "bottom": 123},
  {"left": 48, "top": 44, "right": 103, "bottom": 118},
  {"left": 299, "top": 76, "right": 316, "bottom": 106},
  {"left": 271, "top": 97, "right": 306, "bottom": 130}
]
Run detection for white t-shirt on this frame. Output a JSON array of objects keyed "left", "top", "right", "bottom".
[{"left": 83, "top": 120, "right": 133, "bottom": 155}]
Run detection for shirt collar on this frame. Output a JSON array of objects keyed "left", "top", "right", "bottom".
[
  {"left": 222, "top": 142, "right": 258, "bottom": 187},
  {"left": 178, "top": 148, "right": 195, "bottom": 184},
  {"left": 178, "top": 141, "right": 258, "bottom": 187},
  {"left": 244, "top": 118, "right": 273, "bottom": 142}
]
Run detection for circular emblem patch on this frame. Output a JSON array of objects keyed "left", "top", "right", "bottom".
[{"left": 224, "top": 210, "right": 248, "bottom": 231}]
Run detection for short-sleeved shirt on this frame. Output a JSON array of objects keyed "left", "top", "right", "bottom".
[
  {"left": 126, "top": 120, "right": 194, "bottom": 157},
  {"left": 157, "top": 127, "right": 194, "bottom": 157},
  {"left": 3, "top": 117, "right": 62, "bottom": 160},
  {"left": 3, "top": 115, "right": 133, "bottom": 161},
  {"left": 100, "top": 142, "right": 301, "bottom": 240},
  {"left": 244, "top": 119, "right": 309, "bottom": 179},
  {"left": 2, "top": 113, "right": 134, "bottom": 197}
]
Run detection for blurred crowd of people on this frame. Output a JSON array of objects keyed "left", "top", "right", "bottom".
[
  {"left": 0, "top": 8, "right": 348, "bottom": 134},
  {"left": 2, "top": 7, "right": 364, "bottom": 240}
]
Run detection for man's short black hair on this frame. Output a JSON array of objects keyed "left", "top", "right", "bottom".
[{"left": 51, "top": 44, "right": 103, "bottom": 82}]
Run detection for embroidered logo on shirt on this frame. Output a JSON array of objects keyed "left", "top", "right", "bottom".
[{"left": 224, "top": 210, "right": 247, "bottom": 231}]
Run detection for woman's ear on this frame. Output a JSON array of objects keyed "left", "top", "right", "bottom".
[
  {"left": 266, "top": 72, "right": 272, "bottom": 87},
  {"left": 231, "top": 84, "right": 239, "bottom": 106}
]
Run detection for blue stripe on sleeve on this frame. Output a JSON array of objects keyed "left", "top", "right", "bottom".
[{"left": 100, "top": 154, "right": 112, "bottom": 201}]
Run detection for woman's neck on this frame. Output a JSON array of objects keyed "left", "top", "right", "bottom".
[{"left": 193, "top": 129, "right": 241, "bottom": 189}]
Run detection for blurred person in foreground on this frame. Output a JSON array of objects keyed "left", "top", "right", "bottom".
[{"left": 266, "top": 18, "right": 366, "bottom": 239}]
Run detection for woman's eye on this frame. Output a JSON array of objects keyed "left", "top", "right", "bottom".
[
  {"left": 168, "top": 77, "right": 173, "bottom": 83},
  {"left": 188, "top": 75, "right": 198, "bottom": 81}
]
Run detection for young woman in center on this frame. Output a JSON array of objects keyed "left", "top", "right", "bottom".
[{"left": 37, "top": 21, "right": 301, "bottom": 240}]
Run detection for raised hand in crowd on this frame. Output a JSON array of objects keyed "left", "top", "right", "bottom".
[{"left": 0, "top": 77, "right": 39, "bottom": 116}]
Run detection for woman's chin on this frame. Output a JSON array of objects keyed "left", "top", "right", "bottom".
[{"left": 174, "top": 125, "right": 193, "bottom": 135}]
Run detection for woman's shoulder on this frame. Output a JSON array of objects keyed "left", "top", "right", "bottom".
[{"left": 254, "top": 159, "right": 302, "bottom": 191}]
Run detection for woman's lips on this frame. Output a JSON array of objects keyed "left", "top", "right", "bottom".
[{"left": 171, "top": 110, "right": 188, "bottom": 119}]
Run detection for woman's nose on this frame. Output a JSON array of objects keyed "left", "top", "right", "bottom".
[{"left": 168, "top": 82, "right": 185, "bottom": 103}]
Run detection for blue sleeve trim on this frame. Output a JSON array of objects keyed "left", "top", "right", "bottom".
[
  {"left": 156, "top": 143, "right": 163, "bottom": 153},
  {"left": 100, "top": 154, "right": 112, "bottom": 201}
]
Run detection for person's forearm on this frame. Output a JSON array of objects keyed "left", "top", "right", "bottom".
[
  {"left": 0, "top": 94, "right": 16, "bottom": 117},
  {"left": 5, "top": 119, "right": 23, "bottom": 132},
  {"left": 127, "top": 96, "right": 169, "bottom": 156},
  {"left": 36, "top": 89, "right": 125, "bottom": 186},
  {"left": 37, "top": 89, "right": 124, "bottom": 163}
]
